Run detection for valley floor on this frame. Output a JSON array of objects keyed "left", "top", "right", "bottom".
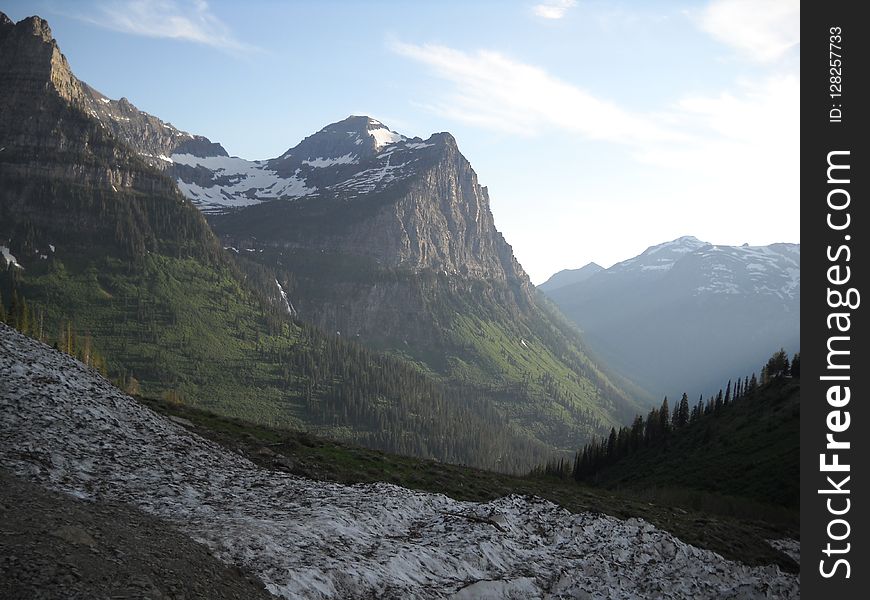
[{"left": 0, "top": 324, "right": 798, "bottom": 599}]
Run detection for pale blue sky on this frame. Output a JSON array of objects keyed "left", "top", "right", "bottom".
[{"left": 2, "top": 0, "right": 800, "bottom": 283}]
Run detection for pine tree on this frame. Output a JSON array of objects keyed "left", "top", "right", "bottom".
[
  {"left": 659, "top": 397, "right": 671, "bottom": 437},
  {"left": 675, "top": 392, "right": 690, "bottom": 428},
  {"left": 765, "top": 348, "right": 790, "bottom": 379},
  {"left": 606, "top": 427, "right": 617, "bottom": 463}
]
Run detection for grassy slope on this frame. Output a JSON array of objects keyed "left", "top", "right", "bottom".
[
  {"left": 140, "top": 394, "right": 799, "bottom": 574},
  {"left": 15, "top": 250, "right": 305, "bottom": 425}
]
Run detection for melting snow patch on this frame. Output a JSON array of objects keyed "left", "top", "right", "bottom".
[
  {"left": 172, "top": 153, "right": 316, "bottom": 212},
  {"left": 274, "top": 279, "right": 296, "bottom": 316},
  {"left": 369, "top": 126, "right": 406, "bottom": 150},
  {"left": 0, "top": 325, "right": 800, "bottom": 600},
  {"left": 0, "top": 245, "right": 23, "bottom": 269},
  {"left": 303, "top": 153, "right": 359, "bottom": 168}
]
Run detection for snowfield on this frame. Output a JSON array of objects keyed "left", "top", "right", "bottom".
[{"left": 0, "top": 325, "right": 799, "bottom": 599}]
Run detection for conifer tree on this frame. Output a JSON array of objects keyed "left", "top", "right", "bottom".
[
  {"left": 659, "top": 397, "right": 671, "bottom": 436},
  {"left": 675, "top": 392, "right": 690, "bottom": 428},
  {"left": 606, "top": 427, "right": 617, "bottom": 463}
]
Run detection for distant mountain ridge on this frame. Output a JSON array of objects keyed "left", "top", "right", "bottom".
[
  {"left": 538, "top": 262, "right": 603, "bottom": 293},
  {"left": 544, "top": 236, "right": 799, "bottom": 402}
]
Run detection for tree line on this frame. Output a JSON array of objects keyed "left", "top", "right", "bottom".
[{"left": 532, "top": 349, "right": 800, "bottom": 480}]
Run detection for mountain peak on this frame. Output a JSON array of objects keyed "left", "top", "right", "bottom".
[
  {"left": 18, "top": 15, "right": 53, "bottom": 42},
  {"left": 538, "top": 262, "right": 604, "bottom": 293},
  {"left": 312, "top": 115, "right": 407, "bottom": 151},
  {"left": 274, "top": 115, "right": 408, "bottom": 166},
  {"left": 0, "top": 12, "right": 87, "bottom": 109},
  {"left": 639, "top": 235, "right": 708, "bottom": 256}
]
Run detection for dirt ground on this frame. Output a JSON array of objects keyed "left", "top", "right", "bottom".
[{"left": 0, "top": 469, "right": 274, "bottom": 600}]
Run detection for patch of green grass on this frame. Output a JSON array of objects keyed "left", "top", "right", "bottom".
[{"left": 17, "top": 251, "right": 307, "bottom": 424}]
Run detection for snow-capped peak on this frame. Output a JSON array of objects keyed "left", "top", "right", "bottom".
[
  {"left": 364, "top": 118, "right": 406, "bottom": 150},
  {"left": 169, "top": 115, "right": 441, "bottom": 212},
  {"left": 612, "top": 236, "right": 709, "bottom": 274},
  {"left": 642, "top": 236, "right": 708, "bottom": 256}
]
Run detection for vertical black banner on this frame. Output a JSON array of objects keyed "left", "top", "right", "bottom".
[{"left": 802, "top": 2, "right": 868, "bottom": 597}]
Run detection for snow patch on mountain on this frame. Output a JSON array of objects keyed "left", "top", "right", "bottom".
[
  {"left": 367, "top": 120, "right": 406, "bottom": 150},
  {"left": 611, "top": 236, "right": 709, "bottom": 275},
  {"left": 303, "top": 153, "right": 359, "bottom": 168},
  {"left": 171, "top": 153, "right": 316, "bottom": 213},
  {"left": 275, "top": 279, "right": 296, "bottom": 316},
  {"left": 0, "top": 325, "right": 798, "bottom": 599},
  {"left": 645, "top": 236, "right": 706, "bottom": 256},
  {"left": 598, "top": 237, "right": 799, "bottom": 300},
  {"left": 1, "top": 245, "right": 23, "bottom": 269},
  {"left": 691, "top": 244, "right": 800, "bottom": 299},
  {"left": 332, "top": 156, "right": 412, "bottom": 196}
]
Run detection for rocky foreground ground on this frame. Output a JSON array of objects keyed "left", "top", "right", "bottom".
[{"left": 0, "top": 324, "right": 799, "bottom": 599}]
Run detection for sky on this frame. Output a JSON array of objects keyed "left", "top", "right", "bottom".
[{"left": 2, "top": 0, "right": 800, "bottom": 283}]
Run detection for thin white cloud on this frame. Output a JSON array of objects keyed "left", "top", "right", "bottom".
[
  {"left": 390, "top": 41, "right": 682, "bottom": 145},
  {"left": 82, "top": 0, "right": 258, "bottom": 53},
  {"left": 698, "top": 0, "right": 799, "bottom": 63},
  {"left": 636, "top": 73, "right": 799, "bottom": 196},
  {"left": 533, "top": 0, "right": 577, "bottom": 20},
  {"left": 391, "top": 38, "right": 799, "bottom": 247}
]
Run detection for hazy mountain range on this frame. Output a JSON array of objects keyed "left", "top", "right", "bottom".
[{"left": 542, "top": 236, "right": 800, "bottom": 401}]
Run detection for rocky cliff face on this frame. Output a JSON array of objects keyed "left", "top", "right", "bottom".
[
  {"left": 0, "top": 12, "right": 216, "bottom": 260},
  {"left": 211, "top": 117, "right": 534, "bottom": 299},
  {"left": 0, "top": 13, "right": 171, "bottom": 194},
  {"left": 0, "top": 11, "right": 224, "bottom": 176}
]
